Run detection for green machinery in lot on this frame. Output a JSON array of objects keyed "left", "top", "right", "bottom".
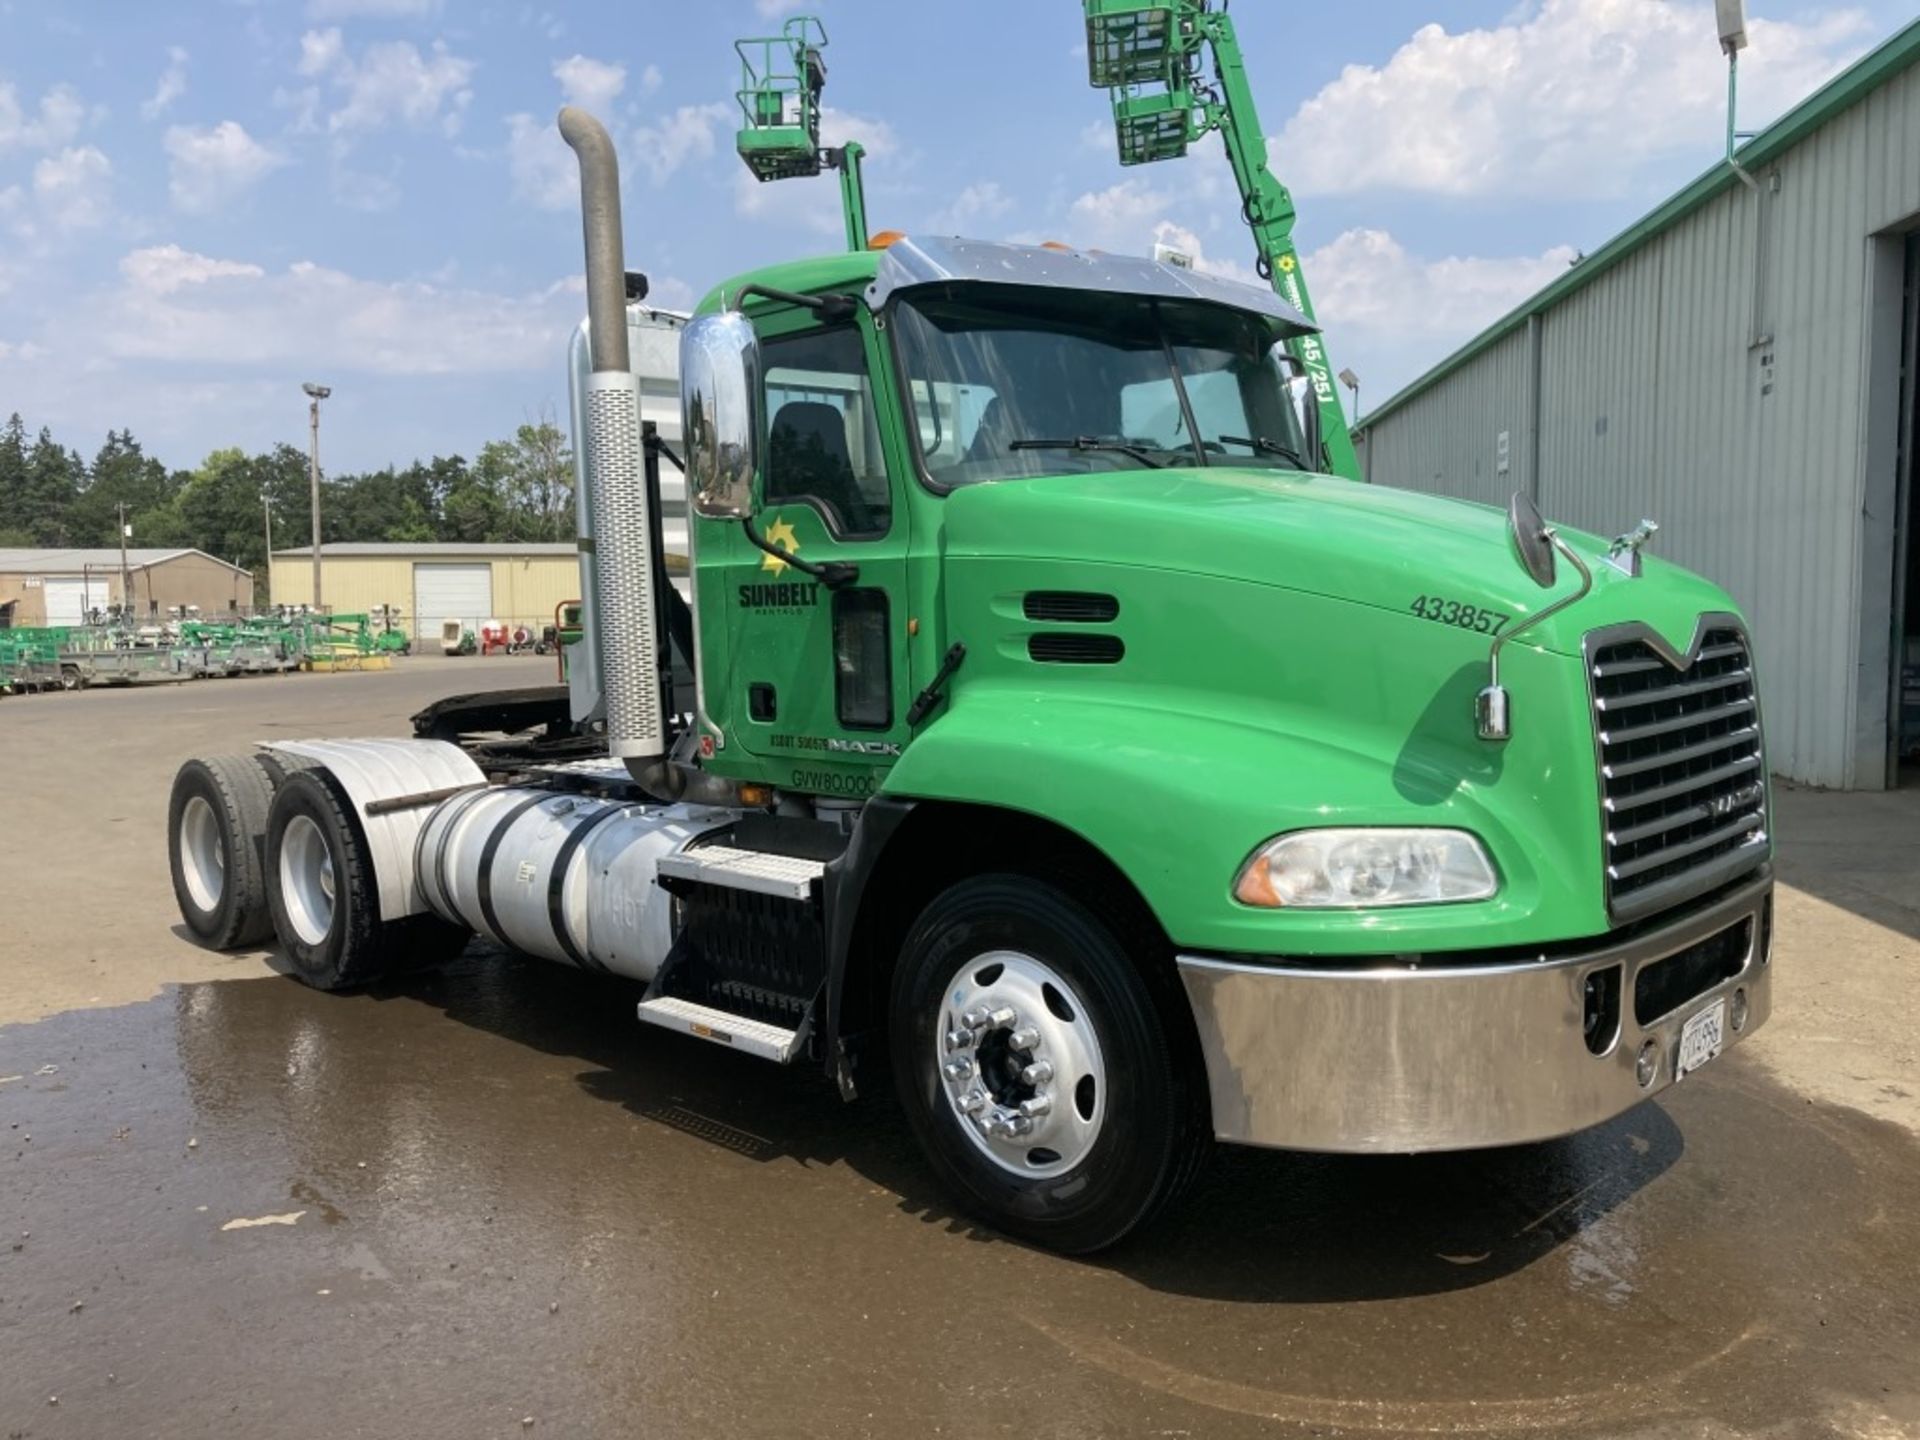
[
  {"left": 166, "top": 88, "right": 1775, "bottom": 1251},
  {"left": 1, "top": 609, "right": 413, "bottom": 696}
]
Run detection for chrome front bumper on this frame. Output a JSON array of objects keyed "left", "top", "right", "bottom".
[{"left": 1176, "top": 873, "right": 1773, "bottom": 1153}]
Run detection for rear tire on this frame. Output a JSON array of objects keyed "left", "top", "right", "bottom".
[
  {"left": 889, "top": 874, "right": 1211, "bottom": 1254},
  {"left": 168, "top": 752, "right": 325, "bottom": 949},
  {"left": 169, "top": 755, "right": 275, "bottom": 948},
  {"left": 265, "top": 769, "right": 468, "bottom": 991}
]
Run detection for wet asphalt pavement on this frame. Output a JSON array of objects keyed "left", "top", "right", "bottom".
[{"left": 6, "top": 945, "right": 1919, "bottom": 1439}]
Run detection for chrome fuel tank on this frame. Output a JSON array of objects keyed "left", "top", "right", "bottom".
[{"left": 415, "top": 788, "right": 734, "bottom": 980}]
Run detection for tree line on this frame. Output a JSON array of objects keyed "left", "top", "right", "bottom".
[{"left": 0, "top": 412, "right": 574, "bottom": 603}]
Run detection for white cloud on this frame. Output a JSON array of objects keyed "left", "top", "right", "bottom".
[
  {"left": 925, "top": 181, "right": 1013, "bottom": 236},
  {"left": 819, "top": 106, "right": 897, "bottom": 157},
  {"left": 509, "top": 58, "right": 725, "bottom": 212},
  {"left": 505, "top": 111, "right": 574, "bottom": 210},
  {"left": 553, "top": 54, "right": 624, "bottom": 114},
  {"left": 164, "top": 122, "right": 285, "bottom": 213},
  {"left": 297, "top": 28, "right": 345, "bottom": 78},
  {"left": 633, "top": 102, "right": 731, "bottom": 184},
  {"left": 33, "top": 145, "right": 112, "bottom": 229},
  {"left": 307, "top": 0, "right": 440, "bottom": 17},
  {"left": 295, "top": 28, "right": 475, "bottom": 137},
  {"left": 1275, "top": 0, "right": 1876, "bottom": 197},
  {"left": 121, "top": 245, "right": 265, "bottom": 294},
  {"left": 1305, "top": 228, "right": 1576, "bottom": 341},
  {"left": 0, "top": 83, "right": 87, "bottom": 151},
  {"left": 0, "top": 339, "right": 50, "bottom": 362},
  {"left": 754, "top": 0, "right": 805, "bottom": 18},
  {"left": 1301, "top": 228, "right": 1578, "bottom": 399},
  {"left": 638, "top": 63, "right": 663, "bottom": 97},
  {"left": 101, "top": 245, "right": 582, "bottom": 377},
  {"left": 141, "top": 47, "right": 190, "bottom": 122},
  {"left": 331, "top": 162, "right": 403, "bottom": 212}
]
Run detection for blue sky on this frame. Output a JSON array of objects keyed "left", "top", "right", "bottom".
[{"left": 1, "top": 0, "right": 1910, "bottom": 473}]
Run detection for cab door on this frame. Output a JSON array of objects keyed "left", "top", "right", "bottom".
[{"left": 714, "top": 308, "right": 912, "bottom": 799}]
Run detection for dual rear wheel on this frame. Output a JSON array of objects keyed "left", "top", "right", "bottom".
[{"left": 168, "top": 753, "right": 467, "bottom": 988}]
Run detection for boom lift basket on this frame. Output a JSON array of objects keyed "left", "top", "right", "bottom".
[
  {"left": 1113, "top": 89, "right": 1193, "bottom": 165},
  {"left": 735, "top": 16, "right": 829, "bottom": 181},
  {"left": 1084, "top": 2, "right": 1181, "bottom": 87}
]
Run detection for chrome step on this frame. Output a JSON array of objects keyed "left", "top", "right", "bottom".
[
  {"left": 655, "top": 844, "right": 826, "bottom": 900},
  {"left": 635, "top": 995, "right": 805, "bottom": 1062}
]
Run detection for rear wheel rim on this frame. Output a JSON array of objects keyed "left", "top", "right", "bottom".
[
  {"left": 934, "top": 950, "right": 1106, "bottom": 1179},
  {"left": 179, "top": 795, "right": 225, "bottom": 913},
  {"left": 280, "top": 814, "right": 336, "bottom": 947}
]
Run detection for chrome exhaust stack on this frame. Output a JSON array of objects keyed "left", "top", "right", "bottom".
[{"left": 559, "top": 106, "right": 665, "bottom": 774}]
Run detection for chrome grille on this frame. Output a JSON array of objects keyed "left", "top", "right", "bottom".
[{"left": 1588, "top": 622, "right": 1768, "bottom": 922}]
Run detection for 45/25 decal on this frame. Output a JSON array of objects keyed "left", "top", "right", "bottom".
[{"left": 1410, "top": 595, "right": 1509, "bottom": 634}]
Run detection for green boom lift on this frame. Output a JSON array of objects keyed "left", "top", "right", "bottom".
[
  {"left": 734, "top": 16, "right": 869, "bottom": 252},
  {"left": 1080, "top": 0, "right": 1360, "bottom": 480}
]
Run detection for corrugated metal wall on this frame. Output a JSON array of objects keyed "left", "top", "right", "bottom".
[
  {"left": 1361, "top": 59, "right": 1920, "bottom": 787},
  {"left": 1361, "top": 327, "right": 1535, "bottom": 503}
]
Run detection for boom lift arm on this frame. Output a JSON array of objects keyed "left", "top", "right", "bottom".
[
  {"left": 735, "top": 16, "right": 869, "bottom": 253},
  {"left": 1081, "top": 1, "right": 1360, "bottom": 480}
]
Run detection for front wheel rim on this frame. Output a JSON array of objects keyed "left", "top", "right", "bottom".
[
  {"left": 279, "top": 814, "right": 336, "bottom": 947},
  {"left": 934, "top": 951, "right": 1106, "bottom": 1179},
  {"left": 179, "top": 795, "right": 225, "bottom": 913}
]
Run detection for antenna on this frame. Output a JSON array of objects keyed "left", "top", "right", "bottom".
[{"left": 1715, "top": 0, "right": 1748, "bottom": 54}]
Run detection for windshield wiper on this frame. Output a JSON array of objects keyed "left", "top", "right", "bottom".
[
  {"left": 1219, "top": 434, "right": 1309, "bottom": 469},
  {"left": 1007, "top": 436, "right": 1167, "bottom": 469}
]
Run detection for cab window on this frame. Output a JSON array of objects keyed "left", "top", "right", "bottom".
[{"left": 762, "top": 324, "right": 891, "bottom": 537}]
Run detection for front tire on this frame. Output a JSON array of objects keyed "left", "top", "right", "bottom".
[
  {"left": 265, "top": 770, "right": 468, "bottom": 991},
  {"left": 890, "top": 874, "right": 1210, "bottom": 1254}
]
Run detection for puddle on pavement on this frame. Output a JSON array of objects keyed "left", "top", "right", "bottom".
[{"left": 3, "top": 951, "right": 1918, "bottom": 1438}]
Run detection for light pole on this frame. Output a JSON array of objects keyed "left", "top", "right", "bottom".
[
  {"left": 302, "top": 382, "right": 331, "bottom": 613},
  {"left": 1338, "top": 367, "right": 1361, "bottom": 427},
  {"left": 261, "top": 492, "right": 273, "bottom": 614}
]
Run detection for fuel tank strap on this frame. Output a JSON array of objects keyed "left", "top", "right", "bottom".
[
  {"left": 546, "top": 801, "right": 627, "bottom": 971},
  {"left": 429, "top": 787, "right": 493, "bottom": 927},
  {"left": 475, "top": 794, "right": 554, "bottom": 947}
]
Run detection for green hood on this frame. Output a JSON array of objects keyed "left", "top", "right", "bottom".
[{"left": 942, "top": 467, "right": 1737, "bottom": 659}]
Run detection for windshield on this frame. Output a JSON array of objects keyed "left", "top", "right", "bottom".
[{"left": 892, "top": 289, "right": 1310, "bottom": 488}]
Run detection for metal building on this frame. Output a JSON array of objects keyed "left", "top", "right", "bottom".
[
  {"left": 0, "top": 548, "right": 255, "bottom": 627},
  {"left": 269, "top": 543, "right": 585, "bottom": 643},
  {"left": 1354, "top": 20, "right": 1920, "bottom": 790}
]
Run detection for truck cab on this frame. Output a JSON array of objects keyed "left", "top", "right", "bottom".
[{"left": 167, "top": 116, "right": 1773, "bottom": 1255}]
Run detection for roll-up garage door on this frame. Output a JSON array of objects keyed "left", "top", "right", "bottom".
[
  {"left": 413, "top": 563, "right": 493, "bottom": 641},
  {"left": 43, "top": 577, "right": 111, "bottom": 627}
]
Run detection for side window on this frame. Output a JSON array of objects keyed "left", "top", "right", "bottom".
[{"left": 763, "top": 323, "right": 891, "bottom": 538}]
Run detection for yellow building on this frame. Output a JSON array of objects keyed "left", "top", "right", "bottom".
[{"left": 270, "top": 543, "right": 582, "bottom": 643}]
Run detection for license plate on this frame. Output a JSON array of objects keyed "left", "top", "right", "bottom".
[{"left": 1676, "top": 999, "right": 1726, "bottom": 1080}]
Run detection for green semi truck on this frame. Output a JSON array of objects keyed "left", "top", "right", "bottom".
[{"left": 168, "top": 109, "right": 1773, "bottom": 1253}]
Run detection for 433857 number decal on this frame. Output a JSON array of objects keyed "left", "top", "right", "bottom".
[{"left": 1410, "top": 595, "right": 1509, "bottom": 634}]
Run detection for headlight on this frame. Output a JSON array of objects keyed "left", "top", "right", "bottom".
[{"left": 1233, "top": 828, "right": 1499, "bottom": 908}]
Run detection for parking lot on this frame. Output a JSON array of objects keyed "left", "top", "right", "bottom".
[{"left": 3, "top": 661, "right": 1919, "bottom": 1439}]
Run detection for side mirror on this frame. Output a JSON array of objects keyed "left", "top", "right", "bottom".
[
  {"left": 1507, "top": 491, "right": 1558, "bottom": 589},
  {"left": 680, "top": 311, "right": 762, "bottom": 519}
]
